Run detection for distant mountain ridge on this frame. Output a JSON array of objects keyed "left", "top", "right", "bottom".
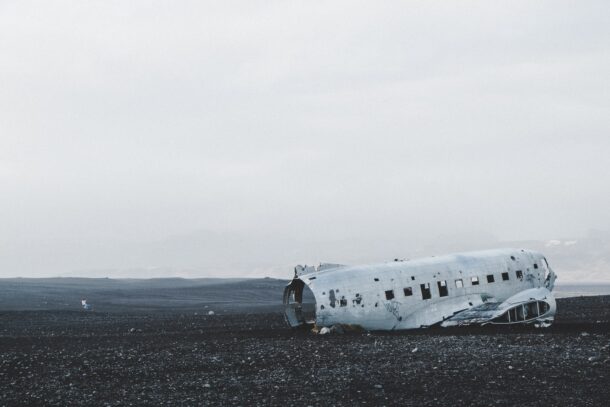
[
  {"left": 503, "top": 230, "right": 610, "bottom": 282},
  {"left": 3, "top": 229, "right": 609, "bottom": 282}
]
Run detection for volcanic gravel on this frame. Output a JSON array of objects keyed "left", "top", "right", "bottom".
[{"left": 1, "top": 297, "right": 609, "bottom": 406}]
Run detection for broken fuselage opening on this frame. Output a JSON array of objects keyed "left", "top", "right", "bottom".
[{"left": 283, "top": 278, "right": 317, "bottom": 327}]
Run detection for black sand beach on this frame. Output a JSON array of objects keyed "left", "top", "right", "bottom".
[{"left": 0, "top": 279, "right": 608, "bottom": 406}]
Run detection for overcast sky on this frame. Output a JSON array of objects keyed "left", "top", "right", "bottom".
[{"left": 1, "top": 1, "right": 609, "bottom": 277}]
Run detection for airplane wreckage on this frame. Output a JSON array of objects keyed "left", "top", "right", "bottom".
[{"left": 283, "top": 249, "right": 557, "bottom": 331}]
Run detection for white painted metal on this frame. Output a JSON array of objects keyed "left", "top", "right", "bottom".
[{"left": 284, "top": 248, "right": 557, "bottom": 330}]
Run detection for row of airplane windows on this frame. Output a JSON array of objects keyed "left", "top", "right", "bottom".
[{"left": 383, "top": 269, "right": 525, "bottom": 301}]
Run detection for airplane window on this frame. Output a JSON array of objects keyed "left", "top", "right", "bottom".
[
  {"left": 437, "top": 280, "right": 448, "bottom": 297},
  {"left": 455, "top": 279, "right": 463, "bottom": 288},
  {"left": 385, "top": 290, "right": 395, "bottom": 300},
  {"left": 487, "top": 274, "right": 495, "bottom": 283},
  {"left": 516, "top": 270, "right": 523, "bottom": 279},
  {"left": 502, "top": 272, "right": 509, "bottom": 281},
  {"left": 526, "top": 301, "right": 539, "bottom": 317},
  {"left": 539, "top": 301, "right": 549, "bottom": 314},
  {"left": 493, "top": 311, "right": 510, "bottom": 323},
  {"left": 471, "top": 276, "right": 479, "bottom": 286},
  {"left": 420, "top": 283, "right": 432, "bottom": 300},
  {"left": 403, "top": 287, "right": 413, "bottom": 296}
]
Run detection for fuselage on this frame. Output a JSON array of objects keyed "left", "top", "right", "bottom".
[{"left": 285, "top": 248, "right": 556, "bottom": 330}]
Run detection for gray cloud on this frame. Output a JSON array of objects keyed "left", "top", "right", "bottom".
[{"left": 1, "top": 1, "right": 609, "bottom": 277}]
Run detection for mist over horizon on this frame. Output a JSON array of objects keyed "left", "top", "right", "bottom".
[
  {"left": 1, "top": 2, "right": 609, "bottom": 281},
  {"left": 3, "top": 229, "right": 610, "bottom": 283}
]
